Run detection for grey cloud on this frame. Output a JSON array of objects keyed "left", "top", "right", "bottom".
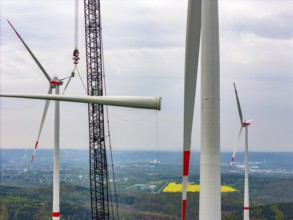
[
  {"left": 102, "top": 1, "right": 186, "bottom": 49},
  {"left": 228, "top": 13, "right": 293, "bottom": 39},
  {"left": 2, "top": 0, "right": 293, "bottom": 151}
]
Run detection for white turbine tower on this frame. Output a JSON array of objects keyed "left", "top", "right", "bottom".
[
  {"left": 200, "top": 0, "right": 221, "bottom": 219},
  {"left": 230, "top": 82, "right": 251, "bottom": 220},
  {"left": 5, "top": 20, "right": 161, "bottom": 220},
  {"left": 181, "top": 0, "right": 221, "bottom": 219}
]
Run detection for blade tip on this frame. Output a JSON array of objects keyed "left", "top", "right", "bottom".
[
  {"left": 7, "top": 19, "right": 13, "bottom": 27},
  {"left": 156, "top": 97, "right": 162, "bottom": 111}
]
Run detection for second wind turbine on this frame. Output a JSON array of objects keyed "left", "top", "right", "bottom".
[
  {"left": 7, "top": 20, "right": 71, "bottom": 220},
  {"left": 230, "top": 82, "right": 252, "bottom": 220}
]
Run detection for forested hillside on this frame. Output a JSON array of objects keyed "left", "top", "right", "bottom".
[{"left": 1, "top": 177, "right": 293, "bottom": 220}]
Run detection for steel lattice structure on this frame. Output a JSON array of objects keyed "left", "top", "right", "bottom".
[{"left": 84, "top": 0, "right": 109, "bottom": 219}]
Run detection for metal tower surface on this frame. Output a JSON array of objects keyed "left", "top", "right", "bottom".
[
  {"left": 200, "top": 0, "right": 221, "bottom": 219},
  {"left": 84, "top": 0, "right": 109, "bottom": 219}
]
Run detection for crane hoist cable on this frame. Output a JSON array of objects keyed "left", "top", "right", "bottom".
[
  {"left": 62, "top": 0, "right": 87, "bottom": 95},
  {"left": 73, "top": 0, "right": 79, "bottom": 65}
]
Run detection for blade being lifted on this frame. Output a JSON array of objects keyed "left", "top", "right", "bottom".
[
  {"left": 0, "top": 94, "right": 162, "bottom": 110},
  {"left": 31, "top": 87, "right": 53, "bottom": 163},
  {"left": 7, "top": 20, "right": 51, "bottom": 82}
]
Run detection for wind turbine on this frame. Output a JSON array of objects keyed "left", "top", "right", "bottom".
[
  {"left": 7, "top": 20, "right": 68, "bottom": 220},
  {"left": 181, "top": 0, "right": 221, "bottom": 219},
  {"left": 230, "top": 82, "right": 251, "bottom": 220},
  {"left": 5, "top": 20, "right": 162, "bottom": 220}
]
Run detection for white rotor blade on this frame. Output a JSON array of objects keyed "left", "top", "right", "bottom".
[
  {"left": 229, "top": 125, "right": 243, "bottom": 170},
  {"left": 182, "top": 0, "right": 202, "bottom": 219},
  {"left": 31, "top": 87, "right": 52, "bottom": 163},
  {"left": 0, "top": 94, "right": 162, "bottom": 110},
  {"left": 233, "top": 82, "right": 243, "bottom": 124},
  {"left": 7, "top": 20, "right": 51, "bottom": 82}
]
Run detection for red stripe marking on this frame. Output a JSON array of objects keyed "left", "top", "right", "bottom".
[
  {"left": 243, "top": 207, "right": 249, "bottom": 210},
  {"left": 52, "top": 212, "right": 60, "bottom": 217},
  {"left": 183, "top": 151, "right": 190, "bottom": 176},
  {"left": 182, "top": 200, "right": 186, "bottom": 220},
  {"left": 31, "top": 155, "right": 34, "bottom": 163},
  {"left": 231, "top": 157, "right": 234, "bottom": 162},
  {"left": 35, "top": 141, "right": 39, "bottom": 149},
  {"left": 243, "top": 122, "right": 250, "bottom": 126},
  {"left": 50, "top": 81, "right": 62, "bottom": 85}
]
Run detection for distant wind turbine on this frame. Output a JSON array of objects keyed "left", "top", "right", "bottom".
[
  {"left": 230, "top": 82, "right": 251, "bottom": 220},
  {"left": 5, "top": 20, "right": 161, "bottom": 220}
]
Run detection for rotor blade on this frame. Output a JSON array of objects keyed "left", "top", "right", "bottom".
[
  {"left": 7, "top": 20, "right": 51, "bottom": 82},
  {"left": 233, "top": 82, "right": 243, "bottom": 124},
  {"left": 229, "top": 126, "right": 243, "bottom": 170},
  {"left": 182, "top": 0, "right": 202, "bottom": 219},
  {"left": 0, "top": 93, "right": 162, "bottom": 110},
  {"left": 31, "top": 87, "right": 52, "bottom": 163}
]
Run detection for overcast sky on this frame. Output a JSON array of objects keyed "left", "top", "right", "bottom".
[{"left": 0, "top": 0, "right": 292, "bottom": 153}]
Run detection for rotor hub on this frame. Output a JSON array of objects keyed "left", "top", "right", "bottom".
[
  {"left": 242, "top": 121, "right": 250, "bottom": 127},
  {"left": 50, "top": 79, "right": 63, "bottom": 88}
]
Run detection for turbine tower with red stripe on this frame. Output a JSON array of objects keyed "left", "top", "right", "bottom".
[
  {"left": 230, "top": 82, "right": 251, "bottom": 220},
  {"left": 181, "top": 0, "right": 202, "bottom": 219}
]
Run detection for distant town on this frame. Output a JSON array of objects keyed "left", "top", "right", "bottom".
[{"left": 1, "top": 149, "right": 292, "bottom": 189}]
